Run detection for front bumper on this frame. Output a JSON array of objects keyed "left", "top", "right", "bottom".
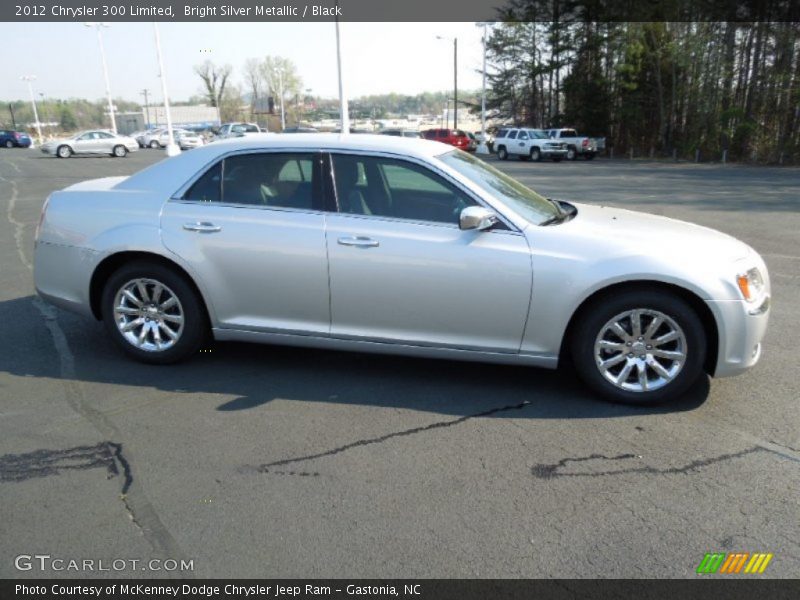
[{"left": 710, "top": 295, "right": 771, "bottom": 377}]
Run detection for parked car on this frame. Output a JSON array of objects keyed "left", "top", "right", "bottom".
[
  {"left": 128, "top": 130, "right": 149, "bottom": 148},
  {"left": 282, "top": 126, "right": 319, "bottom": 134},
  {"left": 40, "top": 130, "right": 139, "bottom": 158},
  {"left": 422, "top": 128, "right": 471, "bottom": 151},
  {"left": 176, "top": 131, "right": 205, "bottom": 150},
  {"left": 139, "top": 129, "right": 166, "bottom": 149},
  {"left": 545, "top": 128, "right": 600, "bottom": 160},
  {"left": 494, "top": 128, "right": 568, "bottom": 162},
  {"left": 33, "top": 134, "right": 770, "bottom": 404},
  {"left": 381, "top": 129, "right": 423, "bottom": 138},
  {"left": 466, "top": 132, "right": 478, "bottom": 151},
  {"left": 0, "top": 129, "right": 33, "bottom": 148},
  {"left": 473, "top": 131, "right": 494, "bottom": 151},
  {"left": 216, "top": 122, "right": 262, "bottom": 140}
]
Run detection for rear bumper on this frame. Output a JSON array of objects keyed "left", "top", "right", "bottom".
[
  {"left": 34, "top": 242, "right": 97, "bottom": 319},
  {"left": 710, "top": 296, "right": 771, "bottom": 377}
]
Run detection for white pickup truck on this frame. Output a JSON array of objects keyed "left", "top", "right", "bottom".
[
  {"left": 493, "top": 128, "right": 568, "bottom": 162},
  {"left": 545, "top": 128, "right": 602, "bottom": 160}
]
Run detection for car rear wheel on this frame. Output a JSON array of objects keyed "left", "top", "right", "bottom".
[
  {"left": 566, "top": 147, "right": 577, "bottom": 160},
  {"left": 102, "top": 261, "right": 207, "bottom": 364},
  {"left": 497, "top": 146, "right": 508, "bottom": 160},
  {"left": 571, "top": 290, "right": 706, "bottom": 405},
  {"left": 112, "top": 145, "right": 127, "bottom": 158},
  {"left": 530, "top": 147, "right": 542, "bottom": 162},
  {"left": 57, "top": 145, "right": 72, "bottom": 158},
  {"left": 4, "top": 140, "right": 13, "bottom": 149}
]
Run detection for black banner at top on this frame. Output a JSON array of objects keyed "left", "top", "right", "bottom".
[{"left": 2, "top": 0, "right": 800, "bottom": 22}]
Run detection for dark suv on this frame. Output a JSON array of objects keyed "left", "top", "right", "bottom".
[{"left": 0, "top": 130, "right": 32, "bottom": 148}]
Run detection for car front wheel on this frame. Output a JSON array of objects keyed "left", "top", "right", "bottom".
[
  {"left": 57, "top": 145, "right": 72, "bottom": 158},
  {"left": 149, "top": 140, "right": 159, "bottom": 149},
  {"left": 571, "top": 290, "right": 706, "bottom": 404},
  {"left": 497, "top": 146, "right": 508, "bottom": 160},
  {"left": 102, "top": 261, "right": 207, "bottom": 364},
  {"left": 4, "top": 140, "right": 13, "bottom": 148},
  {"left": 112, "top": 145, "right": 127, "bottom": 157}
]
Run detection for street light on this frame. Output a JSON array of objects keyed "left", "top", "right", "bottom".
[
  {"left": 274, "top": 67, "right": 286, "bottom": 131},
  {"left": 19, "top": 75, "right": 43, "bottom": 145},
  {"left": 84, "top": 22, "right": 117, "bottom": 134},
  {"left": 152, "top": 22, "right": 180, "bottom": 156},
  {"left": 335, "top": 10, "right": 350, "bottom": 134},
  {"left": 476, "top": 23, "right": 490, "bottom": 155},
  {"left": 436, "top": 35, "right": 458, "bottom": 130}
]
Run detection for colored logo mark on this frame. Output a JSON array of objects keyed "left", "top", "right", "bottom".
[{"left": 696, "top": 552, "right": 773, "bottom": 574}]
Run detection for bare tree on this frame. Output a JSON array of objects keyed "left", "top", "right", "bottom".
[
  {"left": 193, "top": 60, "right": 233, "bottom": 107},
  {"left": 243, "top": 58, "right": 263, "bottom": 117}
]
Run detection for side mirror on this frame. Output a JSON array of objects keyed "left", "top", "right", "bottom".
[{"left": 460, "top": 206, "right": 498, "bottom": 231}]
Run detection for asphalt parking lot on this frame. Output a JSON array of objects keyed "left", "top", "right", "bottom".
[{"left": 1, "top": 148, "right": 798, "bottom": 579}]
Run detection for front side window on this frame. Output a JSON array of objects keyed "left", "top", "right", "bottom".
[
  {"left": 518, "top": 131, "right": 529, "bottom": 140},
  {"left": 183, "top": 153, "right": 317, "bottom": 210},
  {"left": 332, "top": 154, "right": 475, "bottom": 225},
  {"left": 507, "top": 130, "right": 518, "bottom": 140}
]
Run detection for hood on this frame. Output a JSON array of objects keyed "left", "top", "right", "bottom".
[{"left": 565, "top": 202, "right": 752, "bottom": 263}]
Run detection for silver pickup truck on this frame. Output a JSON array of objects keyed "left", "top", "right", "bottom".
[{"left": 545, "top": 128, "right": 604, "bottom": 160}]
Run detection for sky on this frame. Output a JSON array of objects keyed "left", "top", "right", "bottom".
[{"left": 0, "top": 22, "right": 485, "bottom": 103}]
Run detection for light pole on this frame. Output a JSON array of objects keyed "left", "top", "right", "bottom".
[
  {"left": 85, "top": 22, "right": 117, "bottom": 134},
  {"left": 20, "top": 75, "right": 43, "bottom": 145},
  {"left": 476, "top": 24, "right": 490, "bottom": 155},
  {"left": 436, "top": 35, "right": 458, "bottom": 130},
  {"left": 153, "top": 22, "right": 180, "bottom": 156},
  {"left": 274, "top": 67, "right": 286, "bottom": 130},
  {"left": 335, "top": 10, "right": 350, "bottom": 134}
]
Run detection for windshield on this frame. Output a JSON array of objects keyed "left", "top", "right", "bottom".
[{"left": 438, "top": 150, "right": 559, "bottom": 225}]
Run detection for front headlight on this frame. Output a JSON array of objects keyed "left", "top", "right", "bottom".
[{"left": 736, "top": 267, "right": 766, "bottom": 303}]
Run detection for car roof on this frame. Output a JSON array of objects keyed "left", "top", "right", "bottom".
[{"left": 116, "top": 133, "right": 454, "bottom": 193}]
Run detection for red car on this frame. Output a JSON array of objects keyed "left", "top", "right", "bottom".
[{"left": 422, "top": 128, "right": 472, "bottom": 151}]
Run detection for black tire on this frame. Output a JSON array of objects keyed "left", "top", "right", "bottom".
[
  {"left": 585, "top": 153, "right": 596, "bottom": 160},
  {"left": 112, "top": 145, "right": 127, "bottom": 158},
  {"left": 497, "top": 146, "right": 508, "bottom": 160},
  {"left": 101, "top": 261, "right": 207, "bottom": 364},
  {"left": 57, "top": 145, "right": 72, "bottom": 158},
  {"left": 566, "top": 146, "right": 577, "bottom": 161},
  {"left": 149, "top": 140, "right": 159, "bottom": 149},
  {"left": 530, "top": 147, "right": 542, "bottom": 162},
  {"left": 4, "top": 140, "right": 13, "bottom": 149},
  {"left": 571, "top": 290, "right": 706, "bottom": 405}
]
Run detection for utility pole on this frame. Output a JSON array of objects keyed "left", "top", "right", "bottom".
[
  {"left": 453, "top": 37, "right": 458, "bottom": 130},
  {"left": 335, "top": 5, "right": 350, "bottom": 134},
  {"left": 8, "top": 104, "right": 17, "bottom": 130},
  {"left": 153, "top": 22, "right": 179, "bottom": 156},
  {"left": 476, "top": 24, "right": 489, "bottom": 154},
  {"left": 140, "top": 88, "right": 151, "bottom": 129}
]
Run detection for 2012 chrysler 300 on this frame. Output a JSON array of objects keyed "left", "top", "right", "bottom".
[{"left": 33, "top": 135, "right": 770, "bottom": 404}]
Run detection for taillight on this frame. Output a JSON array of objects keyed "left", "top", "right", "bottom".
[{"left": 582, "top": 139, "right": 589, "bottom": 147}]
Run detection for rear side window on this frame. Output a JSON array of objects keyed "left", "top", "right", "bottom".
[
  {"left": 496, "top": 129, "right": 509, "bottom": 138},
  {"left": 183, "top": 153, "right": 318, "bottom": 210},
  {"left": 507, "top": 130, "right": 518, "bottom": 140}
]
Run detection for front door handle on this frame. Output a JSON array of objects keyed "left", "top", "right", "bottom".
[
  {"left": 183, "top": 222, "right": 222, "bottom": 233},
  {"left": 338, "top": 236, "right": 379, "bottom": 248}
]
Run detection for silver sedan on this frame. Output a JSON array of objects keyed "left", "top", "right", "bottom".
[
  {"left": 33, "top": 134, "right": 770, "bottom": 404},
  {"left": 40, "top": 130, "right": 139, "bottom": 158}
]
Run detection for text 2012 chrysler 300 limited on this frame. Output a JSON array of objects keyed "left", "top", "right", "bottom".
[{"left": 33, "top": 135, "right": 770, "bottom": 404}]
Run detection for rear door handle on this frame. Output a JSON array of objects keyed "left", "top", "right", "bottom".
[
  {"left": 183, "top": 222, "right": 222, "bottom": 233},
  {"left": 338, "top": 236, "right": 379, "bottom": 248}
]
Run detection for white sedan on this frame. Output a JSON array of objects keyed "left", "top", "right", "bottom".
[
  {"left": 40, "top": 130, "right": 139, "bottom": 158},
  {"left": 33, "top": 134, "right": 770, "bottom": 404}
]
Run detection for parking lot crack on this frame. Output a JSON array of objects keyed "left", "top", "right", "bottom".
[
  {"left": 251, "top": 400, "right": 532, "bottom": 472},
  {"left": 531, "top": 445, "right": 798, "bottom": 479}
]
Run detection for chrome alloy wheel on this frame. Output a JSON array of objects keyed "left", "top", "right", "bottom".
[
  {"left": 113, "top": 278, "right": 184, "bottom": 352},
  {"left": 593, "top": 309, "right": 687, "bottom": 392}
]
